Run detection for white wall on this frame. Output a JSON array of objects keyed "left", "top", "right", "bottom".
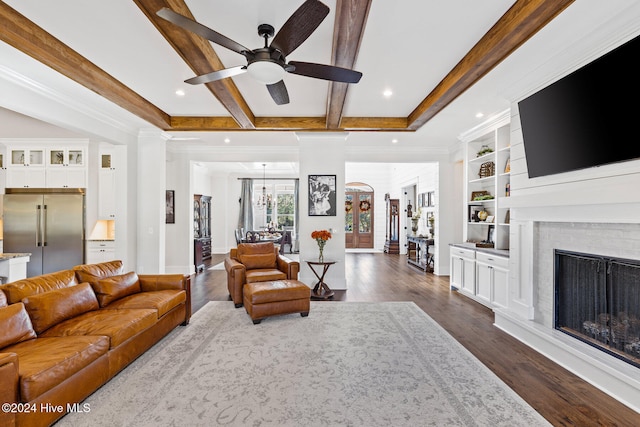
[{"left": 298, "top": 134, "right": 347, "bottom": 289}]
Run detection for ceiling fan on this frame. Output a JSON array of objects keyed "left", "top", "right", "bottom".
[{"left": 157, "top": 0, "right": 362, "bottom": 105}]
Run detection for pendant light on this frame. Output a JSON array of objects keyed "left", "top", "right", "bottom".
[{"left": 255, "top": 164, "right": 267, "bottom": 209}]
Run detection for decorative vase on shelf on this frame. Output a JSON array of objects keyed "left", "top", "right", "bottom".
[{"left": 411, "top": 219, "right": 419, "bottom": 235}]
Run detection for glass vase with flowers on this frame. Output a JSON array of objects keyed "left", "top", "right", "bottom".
[{"left": 311, "top": 229, "right": 332, "bottom": 262}]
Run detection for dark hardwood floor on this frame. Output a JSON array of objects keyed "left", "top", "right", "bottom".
[{"left": 192, "top": 252, "right": 640, "bottom": 426}]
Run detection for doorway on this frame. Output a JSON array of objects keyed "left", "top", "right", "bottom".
[{"left": 345, "top": 183, "right": 374, "bottom": 249}]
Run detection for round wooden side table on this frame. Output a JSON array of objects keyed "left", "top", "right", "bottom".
[{"left": 305, "top": 260, "right": 336, "bottom": 300}]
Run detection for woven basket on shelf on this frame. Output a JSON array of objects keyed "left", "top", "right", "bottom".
[{"left": 478, "top": 161, "right": 495, "bottom": 178}]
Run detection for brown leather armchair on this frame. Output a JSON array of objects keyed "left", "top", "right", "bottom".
[{"left": 224, "top": 242, "right": 300, "bottom": 307}]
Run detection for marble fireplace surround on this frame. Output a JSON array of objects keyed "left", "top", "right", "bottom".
[{"left": 494, "top": 203, "right": 640, "bottom": 413}]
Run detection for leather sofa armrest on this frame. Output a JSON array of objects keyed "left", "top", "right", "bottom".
[
  {"left": 277, "top": 256, "right": 300, "bottom": 280},
  {"left": 138, "top": 274, "right": 191, "bottom": 325},
  {"left": 0, "top": 352, "right": 18, "bottom": 427},
  {"left": 224, "top": 258, "right": 246, "bottom": 279},
  {"left": 224, "top": 257, "right": 246, "bottom": 306}
]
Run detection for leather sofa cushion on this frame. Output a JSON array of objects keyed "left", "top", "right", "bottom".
[
  {"left": 73, "top": 260, "right": 124, "bottom": 286},
  {"left": 5, "top": 335, "right": 109, "bottom": 402},
  {"left": 0, "top": 290, "right": 7, "bottom": 307},
  {"left": 22, "top": 283, "right": 99, "bottom": 334},
  {"left": 40, "top": 308, "right": 157, "bottom": 349},
  {"left": 0, "top": 303, "right": 37, "bottom": 349},
  {"left": 245, "top": 269, "right": 287, "bottom": 283},
  {"left": 237, "top": 242, "right": 277, "bottom": 270},
  {"left": 103, "top": 290, "right": 186, "bottom": 318},
  {"left": 0, "top": 270, "right": 78, "bottom": 304},
  {"left": 92, "top": 271, "right": 141, "bottom": 307}
]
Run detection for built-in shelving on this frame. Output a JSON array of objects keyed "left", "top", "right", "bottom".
[{"left": 461, "top": 112, "right": 510, "bottom": 250}]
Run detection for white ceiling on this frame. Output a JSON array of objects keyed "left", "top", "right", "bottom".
[{"left": 1, "top": 0, "right": 640, "bottom": 170}]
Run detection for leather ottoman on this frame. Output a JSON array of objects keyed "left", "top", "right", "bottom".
[{"left": 243, "top": 280, "right": 310, "bottom": 324}]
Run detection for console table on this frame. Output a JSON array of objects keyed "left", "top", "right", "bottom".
[{"left": 407, "top": 236, "right": 434, "bottom": 272}]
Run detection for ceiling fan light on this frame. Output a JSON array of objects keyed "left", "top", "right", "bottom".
[{"left": 247, "top": 61, "right": 285, "bottom": 84}]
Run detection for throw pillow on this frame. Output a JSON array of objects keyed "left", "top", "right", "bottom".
[
  {"left": 1, "top": 270, "right": 78, "bottom": 304},
  {"left": 92, "top": 271, "right": 141, "bottom": 307},
  {"left": 239, "top": 253, "right": 277, "bottom": 270},
  {"left": 73, "top": 260, "right": 124, "bottom": 286},
  {"left": 0, "top": 303, "right": 37, "bottom": 349},
  {"left": 22, "top": 283, "right": 99, "bottom": 334}
]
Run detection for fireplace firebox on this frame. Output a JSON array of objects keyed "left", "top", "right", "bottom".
[{"left": 555, "top": 249, "right": 640, "bottom": 368}]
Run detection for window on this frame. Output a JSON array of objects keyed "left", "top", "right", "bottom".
[{"left": 253, "top": 182, "right": 296, "bottom": 229}]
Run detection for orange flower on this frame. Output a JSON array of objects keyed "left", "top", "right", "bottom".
[{"left": 311, "top": 229, "right": 332, "bottom": 241}]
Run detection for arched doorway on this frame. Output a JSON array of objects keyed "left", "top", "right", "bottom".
[{"left": 345, "top": 182, "right": 374, "bottom": 249}]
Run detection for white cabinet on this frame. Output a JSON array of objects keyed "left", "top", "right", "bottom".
[
  {"left": 451, "top": 246, "right": 509, "bottom": 310},
  {"left": 6, "top": 147, "right": 46, "bottom": 188},
  {"left": 46, "top": 147, "right": 86, "bottom": 188},
  {"left": 8, "top": 147, "right": 45, "bottom": 167},
  {"left": 98, "top": 149, "right": 117, "bottom": 219},
  {"left": 461, "top": 112, "right": 511, "bottom": 250},
  {"left": 450, "top": 246, "right": 476, "bottom": 295},
  {"left": 475, "top": 258, "right": 493, "bottom": 305},
  {"left": 4, "top": 143, "right": 87, "bottom": 189},
  {"left": 492, "top": 263, "right": 509, "bottom": 309},
  {"left": 475, "top": 252, "right": 509, "bottom": 309},
  {"left": 6, "top": 168, "right": 46, "bottom": 188},
  {"left": 86, "top": 240, "right": 115, "bottom": 264}
]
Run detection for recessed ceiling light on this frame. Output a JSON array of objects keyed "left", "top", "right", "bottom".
[
  {"left": 383, "top": 89, "right": 393, "bottom": 98},
  {"left": 391, "top": 139, "right": 398, "bottom": 144},
  {"left": 175, "top": 89, "right": 185, "bottom": 97},
  {"left": 224, "top": 138, "right": 231, "bottom": 144},
  {"left": 475, "top": 112, "right": 484, "bottom": 118}
]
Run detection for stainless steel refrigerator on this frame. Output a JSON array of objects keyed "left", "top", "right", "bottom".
[{"left": 3, "top": 191, "right": 85, "bottom": 277}]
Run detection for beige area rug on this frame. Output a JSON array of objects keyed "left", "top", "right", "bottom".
[{"left": 57, "top": 302, "right": 550, "bottom": 427}]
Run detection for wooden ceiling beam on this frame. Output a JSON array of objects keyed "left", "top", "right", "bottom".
[
  {"left": 0, "top": 2, "right": 171, "bottom": 130},
  {"left": 169, "top": 116, "right": 408, "bottom": 131},
  {"left": 134, "top": 0, "right": 255, "bottom": 129},
  {"left": 407, "top": 0, "right": 575, "bottom": 130},
  {"left": 325, "top": 0, "right": 372, "bottom": 129}
]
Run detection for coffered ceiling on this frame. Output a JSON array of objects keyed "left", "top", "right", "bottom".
[{"left": 0, "top": 1, "right": 638, "bottom": 149}]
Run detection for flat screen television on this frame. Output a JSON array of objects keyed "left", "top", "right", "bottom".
[{"left": 518, "top": 34, "right": 640, "bottom": 178}]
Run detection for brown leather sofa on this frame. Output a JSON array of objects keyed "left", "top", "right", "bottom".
[
  {"left": 0, "top": 260, "right": 191, "bottom": 427},
  {"left": 224, "top": 242, "right": 299, "bottom": 307}
]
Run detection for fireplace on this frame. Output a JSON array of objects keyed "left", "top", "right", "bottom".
[{"left": 555, "top": 249, "right": 640, "bottom": 368}]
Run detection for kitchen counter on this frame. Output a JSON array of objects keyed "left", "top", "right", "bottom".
[
  {"left": 450, "top": 243, "right": 509, "bottom": 258},
  {"left": 0, "top": 253, "right": 31, "bottom": 283},
  {"left": 0, "top": 253, "right": 31, "bottom": 260}
]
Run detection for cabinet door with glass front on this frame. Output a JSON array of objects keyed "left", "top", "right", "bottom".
[
  {"left": 48, "top": 147, "right": 85, "bottom": 167},
  {"left": 9, "top": 148, "right": 44, "bottom": 167}
]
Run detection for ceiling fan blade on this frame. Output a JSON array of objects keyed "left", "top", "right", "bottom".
[
  {"left": 157, "top": 8, "right": 252, "bottom": 56},
  {"left": 266, "top": 80, "right": 290, "bottom": 105},
  {"left": 288, "top": 61, "right": 362, "bottom": 83},
  {"left": 270, "top": 0, "right": 329, "bottom": 57},
  {"left": 185, "top": 66, "right": 247, "bottom": 85}
]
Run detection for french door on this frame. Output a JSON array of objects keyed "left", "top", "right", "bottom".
[{"left": 345, "top": 191, "right": 374, "bottom": 248}]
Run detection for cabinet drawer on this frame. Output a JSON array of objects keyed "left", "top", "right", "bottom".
[
  {"left": 476, "top": 252, "right": 509, "bottom": 269},
  {"left": 450, "top": 246, "right": 476, "bottom": 260},
  {"left": 87, "top": 240, "right": 115, "bottom": 250}
]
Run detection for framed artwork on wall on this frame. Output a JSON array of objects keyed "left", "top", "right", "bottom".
[
  {"left": 308, "top": 175, "right": 336, "bottom": 216},
  {"left": 166, "top": 190, "right": 175, "bottom": 224}
]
